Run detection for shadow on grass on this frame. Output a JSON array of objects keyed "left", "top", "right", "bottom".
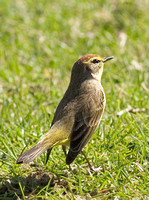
[{"left": 0, "top": 170, "right": 69, "bottom": 199}]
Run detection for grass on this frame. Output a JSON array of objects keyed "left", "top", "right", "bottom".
[{"left": 0, "top": 0, "right": 149, "bottom": 199}]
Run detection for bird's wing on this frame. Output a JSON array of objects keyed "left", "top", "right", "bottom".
[{"left": 66, "top": 93, "right": 104, "bottom": 165}]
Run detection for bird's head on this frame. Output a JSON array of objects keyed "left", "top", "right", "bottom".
[{"left": 71, "top": 54, "right": 113, "bottom": 83}]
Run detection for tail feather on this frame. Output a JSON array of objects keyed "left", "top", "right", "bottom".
[
  {"left": 16, "top": 142, "right": 48, "bottom": 164},
  {"left": 16, "top": 129, "right": 55, "bottom": 164}
]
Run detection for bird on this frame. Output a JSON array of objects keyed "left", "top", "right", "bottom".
[{"left": 16, "top": 54, "right": 113, "bottom": 170}]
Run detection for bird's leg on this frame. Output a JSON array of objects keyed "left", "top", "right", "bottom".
[
  {"left": 81, "top": 151, "right": 103, "bottom": 172},
  {"left": 62, "top": 145, "right": 72, "bottom": 170},
  {"left": 45, "top": 148, "right": 52, "bottom": 164},
  {"left": 81, "top": 151, "right": 93, "bottom": 171},
  {"left": 62, "top": 145, "right": 67, "bottom": 157}
]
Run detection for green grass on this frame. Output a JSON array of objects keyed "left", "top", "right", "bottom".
[{"left": 0, "top": 0, "right": 149, "bottom": 199}]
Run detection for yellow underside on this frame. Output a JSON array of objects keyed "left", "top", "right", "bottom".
[
  {"left": 40, "top": 122, "right": 72, "bottom": 149},
  {"left": 56, "top": 137, "right": 70, "bottom": 146},
  {"left": 51, "top": 128, "right": 70, "bottom": 146}
]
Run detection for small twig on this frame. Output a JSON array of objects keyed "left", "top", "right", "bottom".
[
  {"left": 129, "top": 108, "right": 146, "bottom": 113},
  {"left": 117, "top": 105, "right": 146, "bottom": 117}
]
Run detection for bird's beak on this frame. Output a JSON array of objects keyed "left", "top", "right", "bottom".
[{"left": 103, "top": 56, "right": 114, "bottom": 63}]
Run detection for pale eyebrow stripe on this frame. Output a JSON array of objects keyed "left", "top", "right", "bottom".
[{"left": 83, "top": 56, "right": 103, "bottom": 63}]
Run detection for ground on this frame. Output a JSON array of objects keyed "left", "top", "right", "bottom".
[{"left": 0, "top": 0, "right": 149, "bottom": 199}]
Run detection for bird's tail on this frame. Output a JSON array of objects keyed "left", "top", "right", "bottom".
[
  {"left": 16, "top": 126, "right": 66, "bottom": 164},
  {"left": 16, "top": 141, "right": 48, "bottom": 164}
]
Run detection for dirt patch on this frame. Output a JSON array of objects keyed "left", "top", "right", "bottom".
[{"left": 0, "top": 169, "right": 56, "bottom": 199}]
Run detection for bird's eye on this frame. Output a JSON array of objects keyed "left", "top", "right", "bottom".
[{"left": 92, "top": 59, "right": 100, "bottom": 64}]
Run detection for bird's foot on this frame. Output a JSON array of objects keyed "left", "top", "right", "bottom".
[{"left": 87, "top": 166, "right": 103, "bottom": 175}]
